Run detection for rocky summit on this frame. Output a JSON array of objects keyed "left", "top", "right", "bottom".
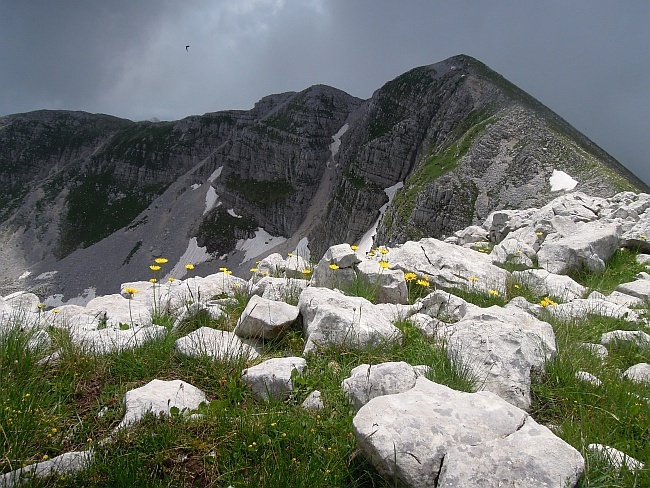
[
  {"left": 0, "top": 54, "right": 648, "bottom": 304},
  {"left": 1, "top": 189, "right": 650, "bottom": 486}
]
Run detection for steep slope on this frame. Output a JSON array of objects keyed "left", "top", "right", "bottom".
[
  {"left": 307, "top": 55, "right": 647, "bottom": 255},
  {"left": 0, "top": 54, "right": 647, "bottom": 302}
]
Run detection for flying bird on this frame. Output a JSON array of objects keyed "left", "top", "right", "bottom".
[{"left": 186, "top": 45, "right": 190, "bottom": 52}]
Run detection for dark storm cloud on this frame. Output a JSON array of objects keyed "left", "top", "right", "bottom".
[{"left": 0, "top": 1, "right": 648, "bottom": 185}]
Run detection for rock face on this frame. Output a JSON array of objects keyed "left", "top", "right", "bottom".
[{"left": 1, "top": 55, "right": 647, "bottom": 303}]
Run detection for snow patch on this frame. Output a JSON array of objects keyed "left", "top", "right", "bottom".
[
  {"left": 236, "top": 228, "right": 287, "bottom": 263},
  {"left": 168, "top": 238, "right": 212, "bottom": 279},
  {"left": 329, "top": 123, "right": 349, "bottom": 163},
  {"left": 35, "top": 270, "right": 58, "bottom": 280},
  {"left": 204, "top": 186, "right": 221, "bottom": 215},
  {"left": 358, "top": 181, "right": 404, "bottom": 254},
  {"left": 550, "top": 169, "right": 578, "bottom": 192},
  {"left": 208, "top": 166, "right": 223, "bottom": 182},
  {"left": 293, "top": 237, "right": 311, "bottom": 262},
  {"left": 18, "top": 271, "right": 31, "bottom": 280},
  {"left": 227, "top": 208, "right": 242, "bottom": 218},
  {"left": 190, "top": 183, "right": 201, "bottom": 190}
]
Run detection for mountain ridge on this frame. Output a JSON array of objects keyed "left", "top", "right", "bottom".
[{"left": 0, "top": 54, "right": 647, "bottom": 303}]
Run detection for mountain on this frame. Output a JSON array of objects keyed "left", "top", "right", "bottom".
[{"left": 0, "top": 54, "right": 647, "bottom": 303}]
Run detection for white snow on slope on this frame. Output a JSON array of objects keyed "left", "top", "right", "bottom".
[
  {"left": 204, "top": 186, "right": 221, "bottom": 215},
  {"left": 329, "top": 123, "right": 349, "bottom": 165},
  {"left": 168, "top": 237, "right": 212, "bottom": 279},
  {"left": 358, "top": 181, "right": 404, "bottom": 254},
  {"left": 293, "top": 237, "right": 311, "bottom": 262},
  {"left": 18, "top": 271, "right": 31, "bottom": 280},
  {"left": 208, "top": 166, "right": 223, "bottom": 182},
  {"left": 190, "top": 183, "right": 201, "bottom": 190},
  {"left": 227, "top": 208, "right": 242, "bottom": 218},
  {"left": 236, "top": 228, "right": 286, "bottom": 263},
  {"left": 550, "top": 169, "right": 578, "bottom": 192}
]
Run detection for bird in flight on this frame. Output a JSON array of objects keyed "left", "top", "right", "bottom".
[{"left": 186, "top": 45, "right": 190, "bottom": 52}]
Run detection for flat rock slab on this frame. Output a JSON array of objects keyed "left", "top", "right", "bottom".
[
  {"left": 298, "top": 287, "right": 402, "bottom": 354},
  {"left": 355, "top": 260, "right": 408, "bottom": 304},
  {"left": 615, "top": 279, "right": 650, "bottom": 300},
  {"left": 242, "top": 357, "right": 307, "bottom": 402},
  {"left": 249, "top": 276, "right": 309, "bottom": 302},
  {"left": 353, "top": 377, "right": 583, "bottom": 488},
  {"left": 175, "top": 327, "right": 259, "bottom": 361},
  {"left": 233, "top": 295, "right": 299, "bottom": 340},
  {"left": 512, "top": 269, "right": 587, "bottom": 301},
  {"left": 441, "top": 305, "right": 556, "bottom": 410},
  {"left": 587, "top": 444, "right": 645, "bottom": 472},
  {"left": 601, "top": 330, "right": 650, "bottom": 348},
  {"left": 437, "top": 417, "right": 584, "bottom": 487},
  {"left": 116, "top": 379, "right": 207, "bottom": 430},
  {"left": 389, "top": 238, "right": 510, "bottom": 295},
  {"left": 0, "top": 450, "right": 94, "bottom": 488},
  {"left": 342, "top": 361, "right": 417, "bottom": 411},
  {"left": 623, "top": 362, "right": 650, "bottom": 384}
]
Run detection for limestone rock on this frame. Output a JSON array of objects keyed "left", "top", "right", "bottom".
[
  {"left": 389, "top": 238, "right": 510, "bottom": 295},
  {"left": 623, "top": 363, "right": 650, "bottom": 384},
  {"left": 537, "top": 221, "right": 621, "bottom": 275},
  {"left": 587, "top": 444, "right": 645, "bottom": 472},
  {"left": 233, "top": 295, "right": 299, "bottom": 340},
  {"left": 298, "top": 287, "right": 402, "bottom": 354},
  {"left": 355, "top": 260, "right": 408, "bottom": 304},
  {"left": 0, "top": 450, "right": 94, "bottom": 488},
  {"left": 353, "top": 377, "right": 582, "bottom": 488},
  {"left": 175, "top": 327, "right": 259, "bottom": 361},
  {"left": 342, "top": 361, "right": 418, "bottom": 411},
  {"left": 301, "top": 390, "right": 324, "bottom": 410},
  {"left": 441, "top": 305, "right": 556, "bottom": 410},
  {"left": 250, "top": 276, "right": 309, "bottom": 302},
  {"left": 615, "top": 278, "right": 650, "bottom": 300},
  {"left": 601, "top": 330, "right": 650, "bottom": 348},
  {"left": 241, "top": 357, "right": 307, "bottom": 402},
  {"left": 512, "top": 269, "right": 587, "bottom": 301},
  {"left": 116, "top": 379, "right": 208, "bottom": 430}
]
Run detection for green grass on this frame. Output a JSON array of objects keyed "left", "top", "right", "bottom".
[{"left": 2, "top": 249, "right": 650, "bottom": 486}]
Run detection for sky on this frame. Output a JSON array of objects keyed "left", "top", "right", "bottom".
[{"left": 1, "top": 1, "right": 649, "bottom": 186}]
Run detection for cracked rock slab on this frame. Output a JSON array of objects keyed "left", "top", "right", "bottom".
[{"left": 353, "top": 377, "right": 583, "bottom": 488}]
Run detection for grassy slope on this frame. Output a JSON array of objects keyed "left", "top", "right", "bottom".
[{"left": 1, "top": 250, "right": 649, "bottom": 487}]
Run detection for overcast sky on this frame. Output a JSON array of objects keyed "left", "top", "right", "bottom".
[{"left": 1, "top": 1, "right": 649, "bottom": 185}]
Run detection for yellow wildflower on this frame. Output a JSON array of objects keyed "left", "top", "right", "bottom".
[
  {"left": 302, "top": 269, "right": 312, "bottom": 275},
  {"left": 641, "top": 235, "right": 647, "bottom": 240},
  {"left": 329, "top": 263, "right": 339, "bottom": 270},
  {"left": 37, "top": 303, "right": 46, "bottom": 310},
  {"left": 219, "top": 267, "right": 228, "bottom": 272},
  {"left": 168, "top": 277, "right": 175, "bottom": 282},
  {"left": 417, "top": 279, "right": 430, "bottom": 287},
  {"left": 350, "top": 245, "right": 359, "bottom": 250},
  {"left": 149, "top": 278, "right": 157, "bottom": 283},
  {"left": 469, "top": 276, "right": 479, "bottom": 282},
  {"left": 185, "top": 264, "right": 194, "bottom": 270},
  {"left": 488, "top": 289, "right": 499, "bottom": 296},
  {"left": 378, "top": 248, "right": 389, "bottom": 255},
  {"left": 540, "top": 297, "right": 558, "bottom": 307},
  {"left": 53, "top": 309, "right": 60, "bottom": 314},
  {"left": 149, "top": 265, "right": 161, "bottom": 271},
  {"left": 404, "top": 272, "right": 417, "bottom": 281},
  {"left": 154, "top": 258, "right": 168, "bottom": 264},
  {"left": 288, "top": 252, "right": 294, "bottom": 257},
  {"left": 124, "top": 287, "right": 138, "bottom": 296},
  {"left": 224, "top": 270, "right": 232, "bottom": 275},
  {"left": 250, "top": 267, "right": 259, "bottom": 273},
  {"left": 379, "top": 261, "right": 390, "bottom": 269}
]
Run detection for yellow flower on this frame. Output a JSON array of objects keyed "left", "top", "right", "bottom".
[
  {"left": 416, "top": 279, "right": 430, "bottom": 287},
  {"left": 37, "top": 303, "right": 46, "bottom": 310},
  {"left": 641, "top": 235, "right": 647, "bottom": 239},
  {"left": 367, "top": 252, "right": 376, "bottom": 257},
  {"left": 378, "top": 247, "right": 389, "bottom": 255},
  {"left": 536, "top": 231, "right": 544, "bottom": 236},
  {"left": 219, "top": 267, "right": 228, "bottom": 272},
  {"left": 514, "top": 284, "right": 520, "bottom": 289},
  {"left": 149, "top": 265, "right": 161, "bottom": 271},
  {"left": 250, "top": 267, "right": 259, "bottom": 273},
  {"left": 488, "top": 289, "right": 499, "bottom": 296},
  {"left": 350, "top": 245, "right": 359, "bottom": 250},
  {"left": 379, "top": 261, "right": 390, "bottom": 269},
  {"left": 124, "top": 287, "right": 138, "bottom": 296},
  {"left": 149, "top": 278, "right": 157, "bottom": 283},
  {"left": 42, "top": 455, "right": 48, "bottom": 461},
  {"left": 302, "top": 269, "right": 312, "bottom": 275},
  {"left": 329, "top": 263, "right": 339, "bottom": 270},
  {"left": 168, "top": 277, "right": 175, "bottom": 282},
  {"left": 185, "top": 264, "right": 194, "bottom": 270},
  {"left": 224, "top": 270, "right": 232, "bottom": 275},
  {"left": 53, "top": 309, "right": 60, "bottom": 314},
  {"left": 154, "top": 258, "right": 168, "bottom": 264},
  {"left": 287, "top": 252, "right": 294, "bottom": 257},
  {"left": 540, "top": 297, "right": 558, "bottom": 307},
  {"left": 469, "top": 276, "right": 479, "bottom": 282},
  {"left": 404, "top": 272, "right": 417, "bottom": 281}
]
